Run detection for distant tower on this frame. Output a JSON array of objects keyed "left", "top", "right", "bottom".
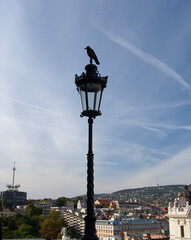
[
  {"left": 6, "top": 162, "right": 20, "bottom": 191},
  {"left": 157, "top": 177, "right": 159, "bottom": 187},
  {"left": 0, "top": 163, "right": 27, "bottom": 208},
  {"left": 12, "top": 162, "right": 16, "bottom": 190}
]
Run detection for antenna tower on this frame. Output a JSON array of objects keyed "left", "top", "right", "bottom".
[
  {"left": 6, "top": 162, "right": 20, "bottom": 191},
  {"left": 157, "top": 177, "right": 159, "bottom": 187},
  {"left": 12, "top": 162, "right": 16, "bottom": 189}
]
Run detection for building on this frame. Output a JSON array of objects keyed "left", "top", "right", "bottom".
[
  {"left": 103, "top": 235, "right": 122, "bottom": 240},
  {"left": 66, "top": 201, "right": 74, "bottom": 209},
  {"left": 77, "top": 200, "right": 87, "bottom": 210},
  {"left": 35, "top": 198, "right": 53, "bottom": 216},
  {"left": 115, "top": 201, "right": 141, "bottom": 211},
  {"left": 96, "top": 218, "right": 160, "bottom": 240},
  {"left": 95, "top": 200, "right": 112, "bottom": 206},
  {"left": 0, "top": 163, "right": 27, "bottom": 208},
  {"left": 61, "top": 210, "right": 85, "bottom": 237},
  {"left": 0, "top": 208, "right": 15, "bottom": 217},
  {"left": 168, "top": 184, "right": 191, "bottom": 240},
  {"left": 0, "top": 190, "right": 27, "bottom": 208}
]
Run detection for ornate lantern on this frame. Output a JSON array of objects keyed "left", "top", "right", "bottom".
[{"left": 75, "top": 64, "right": 107, "bottom": 118}]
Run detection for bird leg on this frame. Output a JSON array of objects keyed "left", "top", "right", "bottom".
[{"left": 90, "top": 58, "right": 93, "bottom": 64}]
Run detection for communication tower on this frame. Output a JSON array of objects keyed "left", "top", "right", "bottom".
[{"left": 6, "top": 162, "right": 20, "bottom": 191}]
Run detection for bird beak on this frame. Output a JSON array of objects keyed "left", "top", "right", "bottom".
[{"left": 84, "top": 47, "right": 87, "bottom": 49}]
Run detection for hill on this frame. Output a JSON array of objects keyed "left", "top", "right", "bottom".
[{"left": 94, "top": 184, "right": 185, "bottom": 208}]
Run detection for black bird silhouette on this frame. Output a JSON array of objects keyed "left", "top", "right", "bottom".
[{"left": 85, "top": 46, "right": 100, "bottom": 65}]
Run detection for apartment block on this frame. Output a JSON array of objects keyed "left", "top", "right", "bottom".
[
  {"left": 96, "top": 218, "right": 160, "bottom": 240},
  {"left": 61, "top": 210, "right": 85, "bottom": 237}
]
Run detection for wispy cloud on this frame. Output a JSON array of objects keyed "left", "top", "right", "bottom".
[
  {"left": 137, "top": 123, "right": 166, "bottom": 136},
  {"left": 97, "top": 27, "right": 191, "bottom": 91},
  {"left": 0, "top": 94, "right": 66, "bottom": 116},
  {"left": 124, "top": 121, "right": 191, "bottom": 135},
  {"left": 142, "top": 100, "right": 191, "bottom": 110},
  {"left": 149, "top": 123, "right": 191, "bottom": 131}
]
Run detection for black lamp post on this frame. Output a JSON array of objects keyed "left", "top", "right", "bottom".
[{"left": 75, "top": 63, "right": 108, "bottom": 240}]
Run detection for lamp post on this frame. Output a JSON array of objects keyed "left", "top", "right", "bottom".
[{"left": 75, "top": 63, "right": 108, "bottom": 240}]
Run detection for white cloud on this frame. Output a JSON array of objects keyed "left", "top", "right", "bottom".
[
  {"left": 142, "top": 100, "right": 191, "bottom": 109},
  {"left": 149, "top": 123, "right": 191, "bottom": 131}
]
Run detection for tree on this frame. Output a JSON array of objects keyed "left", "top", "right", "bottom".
[
  {"left": 1, "top": 210, "right": 42, "bottom": 238},
  {"left": 55, "top": 197, "right": 69, "bottom": 207},
  {"left": 1, "top": 198, "right": 6, "bottom": 208},
  {"left": 67, "top": 227, "right": 80, "bottom": 239},
  {"left": 48, "top": 210, "right": 61, "bottom": 221},
  {"left": 39, "top": 214, "right": 46, "bottom": 224},
  {"left": 25, "top": 203, "right": 42, "bottom": 217},
  {"left": 0, "top": 222, "right": 2, "bottom": 240},
  {"left": 57, "top": 232, "right": 62, "bottom": 239},
  {"left": 39, "top": 218, "right": 63, "bottom": 240},
  {"left": 2, "top": 226, "right": 13, "bottom": 239},
  {"left": 17, "top": 223, "right": 35, "bottom": 238},
  {"left": 39, "top": 210, "right": 66, "bottom": 240}
]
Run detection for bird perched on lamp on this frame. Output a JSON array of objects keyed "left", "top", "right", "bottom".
[{"left": 85, "top": 46, "right": 100, "bottom": 65}]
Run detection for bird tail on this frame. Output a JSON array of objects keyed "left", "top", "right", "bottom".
[{"left": 95, "top": 57, "right": 100, "bottom": 65}]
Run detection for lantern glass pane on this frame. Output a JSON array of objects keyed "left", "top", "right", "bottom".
[
  {"left": 87, "top": 92, "right": 95, "bottom": 111},
  {"left": 94, "top": 90, "right": 102, "bottom": 111},
  {"left": 78, "top": 86, "right": 86, "bottom": 112},
  {"left": 86, "top": 83, "right": 102, "bottom": 111}
]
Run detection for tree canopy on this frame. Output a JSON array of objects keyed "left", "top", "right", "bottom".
[
  {"left": 55, "top": 197, "right": 69, "bottom": 207},
  {"left": 0, "top": 203, "right": 80, "bottom": 239}
]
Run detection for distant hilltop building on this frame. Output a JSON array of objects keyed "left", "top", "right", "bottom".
[
  {"left": 0, "top": 163, "right": 27, "bottom": 208},
  {"left": 168, "top": 184, "right": 191, "bottom": 240}
]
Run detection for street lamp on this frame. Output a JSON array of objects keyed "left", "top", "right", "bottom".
[{"left": 75, "top": 62, "right": 108, "bottom": 240}]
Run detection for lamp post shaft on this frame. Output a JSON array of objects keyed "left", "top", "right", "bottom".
[{"left": 82, "top": 116, "right": 98, "bottom": 240}]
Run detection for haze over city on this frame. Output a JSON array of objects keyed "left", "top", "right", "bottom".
[{"left": 0, "top": 0, "right": 191, "bottom": 199}]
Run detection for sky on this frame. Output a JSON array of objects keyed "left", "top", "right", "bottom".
[{"left": 0, "top": 0, "right": 191, "bottom": 199}]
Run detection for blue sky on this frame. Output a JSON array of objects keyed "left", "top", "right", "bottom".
[{"left": 0, "top": 0, "right": 191, "bottom": 199}]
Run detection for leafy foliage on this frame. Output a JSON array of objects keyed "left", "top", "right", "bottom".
[
  {"left": 25, "top": 203, "right": 42, "bottom": 216},
  {"left": 39, "top": 210, "right": 66, "bottom": 240},
  {"left": 55, "top": 197, "right": 70, "bottom": 207},
  {"left": 0, "top": 204, "right": 80, "bottom": 240},
  {"left": 0, "top": 203, "right": 43, "bottom": 238}
]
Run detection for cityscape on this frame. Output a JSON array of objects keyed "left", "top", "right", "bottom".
[
  {"left": 0, "top": 165, "right": 190, "bottom": 239},
  {"left": 1, "top": 1, "right": 191, "bottom": 240}
]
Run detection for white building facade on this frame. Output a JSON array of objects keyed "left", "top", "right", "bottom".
[{"left": 168, "top": 185, "right": 191, "bottom": 240}]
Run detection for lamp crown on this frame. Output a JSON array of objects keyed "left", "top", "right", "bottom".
[{"left": 85, "top": 64, "right": 98, "bottom": 78}]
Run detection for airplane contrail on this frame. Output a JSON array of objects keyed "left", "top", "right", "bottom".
[
  {"left": 99, "top": 28, "right": 191, "bottom": 91},
  {"left": 0, "top": 94, "right": 65, "bottom": 116}
]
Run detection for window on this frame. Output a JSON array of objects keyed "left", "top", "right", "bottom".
[
  {"left": 180, "top": 226, "right": 184, "bottom": 238},
  {"left": 179, "top": 207, "right": 184, "bottom": 212}
]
